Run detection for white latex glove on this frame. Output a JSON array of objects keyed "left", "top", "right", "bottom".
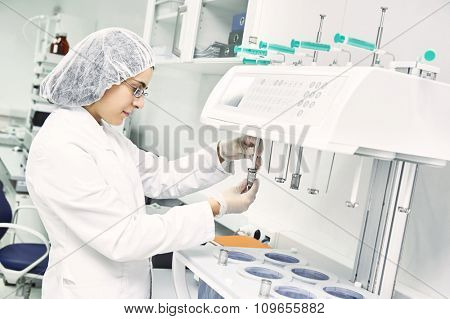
[
  {"left": 218, "top": 136, "right": 263, "bottom": 162},
  {"left": 213, "top": 179, "right": 260, "bottom": 217}
]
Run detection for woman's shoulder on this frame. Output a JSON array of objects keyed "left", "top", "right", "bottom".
[{"left": 30, "top": 108, "right": 105, "bottom": 154}]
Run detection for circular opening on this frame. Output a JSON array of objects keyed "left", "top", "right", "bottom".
[
  {"left": 228, "top": 251, "right": 256, "bottom": 262},
  {"left": 275, "top": 286, "right": 315, "bottom": 299},
  {"left": 245, "top": 267, "right": 283, "bottom": 280},
  {"left": 265, "top": 252, "right": 300, "bottom": 264},
  {"left": 323, "top": 287, "right": 364, "bottom": 299},
  {"left": 291, "top": 268, "right": 330, "bottom": 281}
]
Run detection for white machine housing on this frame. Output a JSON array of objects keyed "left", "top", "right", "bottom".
[{"left": 200, "top": 65, "right": 450, "bottom": 166}]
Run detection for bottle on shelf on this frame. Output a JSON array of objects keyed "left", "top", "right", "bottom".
[{"left": 49, "top": 32, "right": 70, "bottom": 55}]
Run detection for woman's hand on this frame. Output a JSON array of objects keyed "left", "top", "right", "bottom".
[
  {"left": 217, "top": 136, "right": 263, "bottom": 168},
  {"left": 209, "top": 179, "right": 260, "bottom": 218}
]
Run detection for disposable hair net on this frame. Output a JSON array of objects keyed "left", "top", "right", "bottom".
[{"left": 40, "top": 27, "right": 155, "bottom": 107}]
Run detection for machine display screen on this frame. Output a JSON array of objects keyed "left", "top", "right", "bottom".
[{"left": 220, "top": 75, "right": 255, "bottom": 107}]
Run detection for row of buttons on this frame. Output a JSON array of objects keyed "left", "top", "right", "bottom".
[
  {"left": 309, "top": 81, "right": 325, "bottom": 89},
  {"left": 260, "top": 79, "right": 304, "bottom": 88},
  {"left": 243, "top": 97, "right": 298, "bottom": 109},
  {"left": 256, "top": 79, "right": 326, "bottom": 89},
  {"left": 250, "top": 87, "right": 304, "bottom": 97},
  {"left": 296, "top": 100, "right": 316, "bottom": 108},
  {"left": 243, "top": 104, "right": 277, "bottom": 113},
  {"left": 304, "top": 91, "right": 322, "bottom": 99}
]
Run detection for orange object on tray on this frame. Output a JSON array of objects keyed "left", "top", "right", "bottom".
[{"left": 213, "top": 235, "right": 271, "bottom": 248}]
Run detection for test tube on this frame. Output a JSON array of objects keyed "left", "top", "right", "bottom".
[
  {"left": 307, "top": 150, "right": 322, "bottom": 195},
  {"left": 247, "top": 138, "right": 261, "bottom": 191},
  {"left": 345, "top": 157, "right": 364, "bottom": 208},
  {"left": 258, "top": 279, "right": 272, "bottom": 298},
  {"left": 290, "top": 146, "right": 304, "bottom": 190}
]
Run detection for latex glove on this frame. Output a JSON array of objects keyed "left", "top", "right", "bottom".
[
  {"left": 218, "top": 136, "right": 263, "bottom": 163},
  {"left": 213, "top": 179, "right": 260, "bottom": 217}
]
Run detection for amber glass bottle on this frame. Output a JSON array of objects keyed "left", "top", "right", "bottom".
[{"left": 49, "top": 33, "right": 69, "bottom": 55}]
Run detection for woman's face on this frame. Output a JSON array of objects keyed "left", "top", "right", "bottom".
[{"left": 85, "top": 67, "right": 154, "bottom": 125}]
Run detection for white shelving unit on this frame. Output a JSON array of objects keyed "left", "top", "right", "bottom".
[
  {"left": 144, "top": 0, "right": 261, "bottom": 70},
  {"left": 156, "top": 56, "right": 241, "bottom": 74},
  {"left": 155, "top": 12, "right": 178, "bottom": 22}
]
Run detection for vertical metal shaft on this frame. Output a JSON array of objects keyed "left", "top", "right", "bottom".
[
  {"left": 313, "top": 14, "right": 326, "bottom": 63},
  {"left": 373, "top": 161, "right": 418, "bottom": 298},
  {"left": 290, "top": 146, "right": 304, "bottom": 190},
  {"left": 346, "top": 157, "right": 364, "bottom": 208},
  {"left": 372, "top": 7, "right": 388, "bottom": 66}
]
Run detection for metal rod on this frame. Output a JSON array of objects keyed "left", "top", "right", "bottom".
[
  {"left": 346, "top": 157, "right": 364, "bottom": 208},
  {"left": 267, "top": 141, "right": 274, "bottom": 174},
  {"left": 372, "top": 7, "right": 388, "bottom": 66},
  {"left": 325, "top": 153, "right": 336, "bottom": 193},
  {"left": 313, "top": 14, "right": 326, "bottom": 63}
]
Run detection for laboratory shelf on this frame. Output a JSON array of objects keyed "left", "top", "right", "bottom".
[
  {"left": 30, "top": 94, "right": 49, "bottom": 104},
  {"left": 202, "top": 0, "right": 247, "bottom": 12},
  {"left": 156, "top": 57, "right": 241, "bottom": 74},
  {"left": 155, "top": 11, "right": 178, "bottom": 22},
  {"left": 154, "top": 55, "right": 182, "bottom": 64},
  {"left": 34, "top": 53, "right": 63, "bottom": 65}
]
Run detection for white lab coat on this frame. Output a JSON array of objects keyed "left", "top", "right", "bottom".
[{"left": 25, "top": 107, "right": 232, "bottom": 298}]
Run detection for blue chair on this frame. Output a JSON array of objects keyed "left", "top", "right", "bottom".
[{"left": 0, "top": 181, "right": 49, "bottom": 298}]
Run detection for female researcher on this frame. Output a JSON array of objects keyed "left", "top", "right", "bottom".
[{"left": 25, "top": 28, "right": 261, "bottom": 298}]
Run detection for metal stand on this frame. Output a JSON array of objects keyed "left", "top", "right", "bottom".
[{"left": 352, "top": 159, "right": 418, "bottom": 298}]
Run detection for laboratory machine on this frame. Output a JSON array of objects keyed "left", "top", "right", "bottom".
[
  {"left": 173, "top": 62, "right": 450, "bottom": 299},
  {"left": 172, "top": 7, "right": 450, "bottom": 299}
]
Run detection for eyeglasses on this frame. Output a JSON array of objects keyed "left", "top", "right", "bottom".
[{"left": 122, "top": 79, "right": 148, "bottom": 98}]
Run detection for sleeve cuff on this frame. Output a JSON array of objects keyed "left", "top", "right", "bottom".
[{"left": 197, "top": 201, "right": 216, "bottom": 241}]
